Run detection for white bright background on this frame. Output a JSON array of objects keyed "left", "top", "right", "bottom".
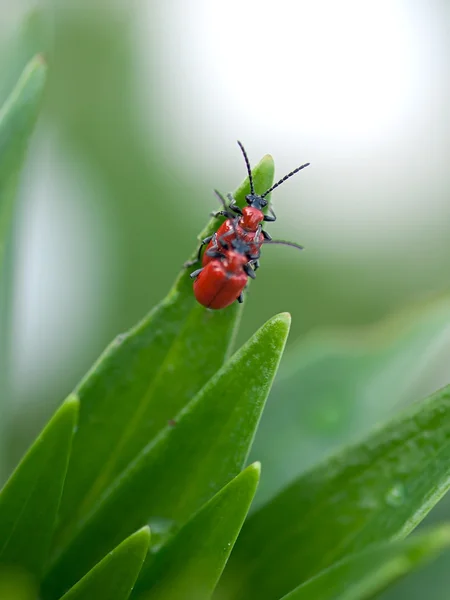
[
  {"left": 139, "top": 0, "right": 449, "bottom": 249},
  {"left": 2, "top": 0, "right": 450, "bottom": 401}
]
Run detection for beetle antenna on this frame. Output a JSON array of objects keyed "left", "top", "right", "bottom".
[
  {"left": 263, "top": 238, "right": 304, "bottom": 251},
  {"left": 261, "top": 162, "right": 310, "bottom": 198},
  {"left": 237, "top": 141, "right": 255, "bottom": 195}
]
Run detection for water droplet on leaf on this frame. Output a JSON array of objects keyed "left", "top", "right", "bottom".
[{"left": 385, "top": 483, "right": 405, "bottom": 507}]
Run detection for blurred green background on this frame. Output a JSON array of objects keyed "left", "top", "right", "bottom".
[{"left": 1, "top": 1, "right": 450, "bottom": 598}]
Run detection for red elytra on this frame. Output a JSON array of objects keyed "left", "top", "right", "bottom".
[{"left": 193, "top": 246, "right": 254, "bottom": 310}]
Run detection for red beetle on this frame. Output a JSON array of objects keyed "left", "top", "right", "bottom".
[
  {"left": 188, "top": 141, "right": 309, "bottom": 269},
  {"left": 190, "top": 227, "right": 304, "bottom": 310},
  {"left": 190, "top": 235, "right": 259, "bottom": 310}
]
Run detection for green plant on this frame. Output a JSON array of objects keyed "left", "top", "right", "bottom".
[{"left": 1, "top": 57, "right": 450, "bottom": 600}]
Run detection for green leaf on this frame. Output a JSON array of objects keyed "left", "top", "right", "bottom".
[
  {"left": 56, "top": 154, "right": 275, "bottom": 540},
  {"left": 0, "top": 54, "right": 46, "bottom": 272},
  {"left": 59, "top": 527, "right": 150, "bottom": 600},
  {"left": 218, "top": 384, "right": 450, "bottom": 600},
  {"left": 133, "top": 463, "right": 260, "bottom": 600},
  {"left": 0, "top": 396, "right": 78, "bottom": 579},
  {"left": 251, "top": 295, "right": 450, "bottom": 508},
  {"left": 44, "top": 313, "right": 290, "bottom": 599},
  {"left": 0, "top": 567, "right": 38, "bottom": 600},
  {"left": 281, "top": 525, "right": 450, "bottom": 600}
]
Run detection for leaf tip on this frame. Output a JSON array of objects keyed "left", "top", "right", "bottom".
[
  {"left": 58, "top": 394, "right": 80, "bottom": 431},
  {"left": 257, "top": 153, "right": 275, "bottom": 184},
  {"left": 35, "top": 53, "right": 47, "bottom": 66},
  {"left": 272, "top": 312, "right": 291, "bottom": 333},
  {"left": 248, "top": 461, "right": 261, "bottom": 477},
  {"left": 63, "top": 393, "right": 80, "bottom": 412},
  {"left": 136, "top": 525, "right": 151, "bottom": 543}
]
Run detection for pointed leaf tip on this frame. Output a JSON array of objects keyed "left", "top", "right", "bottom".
[
  {"left": 133, "top": 465, "right": 260, "bottom": 600},
  {"left": 249, "top": 461, "right": 262, "bottom": 476},
  {"left": 58, "top": 527, "right": 150, "bottom": 600},
  {"left": 136, "top": 526, "right": 151, "bottom": 542},
  {"left": 276, "top": 312, "right": 291, "bottom": 327},
  {"left": 63, "top": 393, "right": 80, "bottom": 410}
]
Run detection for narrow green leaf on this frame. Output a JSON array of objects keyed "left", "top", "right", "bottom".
[
  {"left": 59, "top": 527, "right": 150, "bottom": 600},
  {"left": 0, "top": 54, "right": 46, "bottom": 270},
  {"left": 281, "top": 525, "right": 450, "bottom": 600},
  {"left": 252, "top": 295, "right": 450, "bottom": 508},
  {"left": 44, "top": 313, "right": 290, "bottom": 599},
  {"left": 0, "top": 396, "right": 78, "bottom": 579},
  {"left": 134, "top": 463, "right": 260, "bottom": 600},
  {"left": 57, "top": 154, "right": 275, "bottom": 538},
  {"left": 218, "top": 384, "right": 450, "bottom": 600}
]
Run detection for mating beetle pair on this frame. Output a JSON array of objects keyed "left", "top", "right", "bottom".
[{"left": 189, "top": 142, "right": 309, "bottom": 309}]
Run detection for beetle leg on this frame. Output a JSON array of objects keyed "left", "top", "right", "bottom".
[
  {"left": 190, "top": 268, "right": 204, "bottom": 279},
  {"left": 263, "top": 205, "right": 277, "bottom": 222},
  {"left": 210, "top": 210, "right": 230, "bottom": 218},
  {"left": 244, "top": 263, "right": 256, "bottom": 280},
  {"left": 184, "top": 235, "right": 214, "bottom": 267},
  {"left": 262, "top": 229, "right": 272, "bottom": 241},
  {"left": 237, "top": 292, "right": 244, "bottom": 303},
  {"left": 252, "top": 259, "right": 260, "bottom": 271},
  {"left": 218, "top": 228, "right": 235, "bottom": 247},
  {"left": 227, "top": 193, "right": 243, "bottom": 215},
  {"left": 205, "top": 250, "right": 224, "bottom": 259}
]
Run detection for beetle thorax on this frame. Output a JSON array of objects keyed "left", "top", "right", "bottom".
[{"left": 241, "top": 206, "right": 264, "bottom": 231}]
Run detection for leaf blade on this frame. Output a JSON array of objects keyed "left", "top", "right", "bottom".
[
  {"left": 280, "top": 525, "right": 450, "bottom": 600},
  {"left": 0, "top": 396, "right": 78, "bottom": 579},
  {"left": 44, "top": 313, "right": 290, "bottom": 598},
  {"left": 59, "top": 527, "right": 150, "bottom": 600},
  {"left": 251, "top": 295, "right": 450, "bottom": 508},
  {"left": 218, "top": 384, "right": 450, "bottom": 600},
  {"left": 134, "top": 463, "right": 260, "bottom": 600}
]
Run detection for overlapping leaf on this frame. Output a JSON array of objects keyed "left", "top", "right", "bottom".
[
  {"left": 0, "top": 54, "right": 46, "bottom": 273},
  {"left": 44, "top": 313, "right": 290, "bottom": 598},
  {"left": 0, "top": 396, "right": 78, "bottom": 579},
  {"left": 281, "top": 525, "right": 450, "bottom": 600},
  {"left": 218, "top": 384, "right": 450, "bottom": 600},
  {"left": 56, "top": 155, "right": 275, "bottom": 542},
  {"left": 252, "top": 295, "right": 450, "bottom": 507},
  {"left": 59, "top": 527, "right": 150, "bottom": 600},
  {"left": 134, "top": 463, "right": 260, "bottom": 600}
]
